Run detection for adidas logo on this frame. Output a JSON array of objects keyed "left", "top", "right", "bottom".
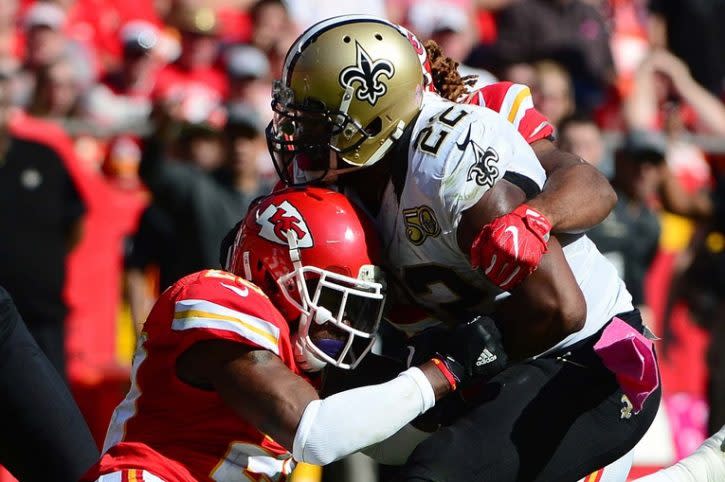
[{"left": 476, "top": 349, "right": 497, "bottom": 366}]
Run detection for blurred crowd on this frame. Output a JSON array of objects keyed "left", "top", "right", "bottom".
[{"left": 1, "top": 0, "right": 724, "bottom": 460}]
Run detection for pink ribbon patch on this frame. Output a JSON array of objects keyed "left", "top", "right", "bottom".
[{"left": 593, "top": 317, "right": 660, "bottom": 413}]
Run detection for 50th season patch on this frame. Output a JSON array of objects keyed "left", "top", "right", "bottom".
[{"left": 403, "top": 205, "right": 441, "bottom": 245}]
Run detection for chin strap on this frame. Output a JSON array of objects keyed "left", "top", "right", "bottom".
[
  {"left": 286, "top": 230, "right": 302, "bottom": 268},
  {"left": 285, "top": 230, "right": 326, "bottom": 373},
  {"left": 284, "top": 230, "right": 330, "bottom": 373},
  {"left": 292, "top": 332, "right": 327, "bottom": 372}
]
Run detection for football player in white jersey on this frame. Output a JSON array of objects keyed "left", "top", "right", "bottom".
[
  {"left": 400, "top": 27, "right": 618, "bottom": 292},
  {"left": 266, "top": 15, "right": 661, "bottom": 481}
]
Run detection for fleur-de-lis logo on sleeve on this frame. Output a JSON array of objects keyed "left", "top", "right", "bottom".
[
  {"left": 339, "top": 42, "right": 395, "bottom": 106},
  {"left": 457, "top": 125, "right": 500, "bottom": 189}
]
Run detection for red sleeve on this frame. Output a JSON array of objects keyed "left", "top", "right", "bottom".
[
  {"left": 467, "top": 81, "right": 513, "bottom": 111},
  {"left": 465, "top": 82, "right": 554, "bottom": 145},
  {"left": 517, "top": 109, "right": 555, "bottom": 144},
  {"left": 169, "top": 270, "right": 289, "bottom": 356}
]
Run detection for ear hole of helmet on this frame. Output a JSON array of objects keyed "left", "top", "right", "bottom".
[
  {"left": 262, "top": 270, "right": 277, "bottom": 294},
  {"left": 364, "top": 117, "right": 382, "bottom": 137},
  {"left": 303, "top": 98, "right": 327, "bottom": 111},
  {"left": 264, "top": 268, "right": 301, "bottom": 323}
]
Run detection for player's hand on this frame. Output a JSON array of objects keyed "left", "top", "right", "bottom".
[
  {"left": 433, "top": 316, "right": 508, "bottom": 389},
  {"left": 406, "top": 317, "right": 508, "bottom": 389},
  {"left": 471, "top": 204, "right": 551, "bottom": 291},
  {"left": 410, "top": 317, "right": 509, "bottom": 429},
  {"left": 405, "top": 326, "right": 449, "bottom": 369},
  {"left": 434, "top": 315, "right": 508, "bottom": 386}
]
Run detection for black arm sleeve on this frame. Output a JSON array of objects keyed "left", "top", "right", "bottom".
[
  {"left": 0, "top": 286, "right": 99, "bottom": 482},
  {"left": 503, "top": 171, "right": 542, "bottom": 200}
]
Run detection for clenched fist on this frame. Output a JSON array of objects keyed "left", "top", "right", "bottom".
[{"left": 471, "top": 204, "right": 551, "bottom": 290}]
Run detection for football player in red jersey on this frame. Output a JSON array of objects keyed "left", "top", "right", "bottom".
[{"left": 83, "top": 187, "right": 498, "bottom": 482}]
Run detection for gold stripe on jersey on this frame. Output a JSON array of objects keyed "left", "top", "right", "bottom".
[
  {"left": 507, "top": 86, "right": 530, "bottom": 124},
  {"left": 174, "top": 309, "right": 278, "bottom": 345},
  {"left": 585, "top": 469, "right": 603, "bottom": 482},
  {"left": 173, "top": 299, "right": 280, "bottom": 354}
]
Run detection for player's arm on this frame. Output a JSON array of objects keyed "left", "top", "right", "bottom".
[
  {"left": 471, "top": 82, "right": 615, "bottom": 233},
  {"left": 494, "top": 235, "right": 585, "bottom": 359},
  {"left": 176, "top": 339, "right": 454, "bottom": 466},
  {"left": 527, "top": 137, "right": 617, "bottom": 233},
  {"left": 459, "top": 180, "right": 586, "bottom": 359}
]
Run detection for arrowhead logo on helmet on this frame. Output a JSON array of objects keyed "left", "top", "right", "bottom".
[
  {"left": 256, "top": 201, "right": 314, "bottom": 248},
  {"left": 339, "top": 41, "right": 395, "bottom": 106}
]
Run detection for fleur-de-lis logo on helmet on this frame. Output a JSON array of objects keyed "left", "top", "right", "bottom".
[{"left": 339, "top": 41, "right": 395, "bottom": 106}]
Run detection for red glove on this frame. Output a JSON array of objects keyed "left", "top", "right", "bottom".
[{"left": 471, "top": 204, "right": 552, "bottom": 291}]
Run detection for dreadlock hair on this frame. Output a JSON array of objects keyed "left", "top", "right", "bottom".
[{"left": 424, "top": 40, "right": 477, "bottom": 102}]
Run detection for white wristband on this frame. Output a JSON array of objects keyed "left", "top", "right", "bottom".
[{"left": 398, "top": 366, "right": 436, "bottom": 412}]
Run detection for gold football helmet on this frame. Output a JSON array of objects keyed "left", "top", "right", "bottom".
[{"left": 267, "top": 15, "right": 425, "bottom": 185}]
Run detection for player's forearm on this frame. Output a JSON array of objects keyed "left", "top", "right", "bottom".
[
  {"left": 292, "top": 365, "right": 446, "bottom": 466},
  {"left": 206, "top": 344, "right": 448, "bottom": 463},
  {"left": 498, "top": 237, "right": 586, "bottom": 359},
  {"left": 528, "top": 146, "right": 616, "bottom": 233}
]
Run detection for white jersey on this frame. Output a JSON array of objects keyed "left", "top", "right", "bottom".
[{"left": 377, "top": 93, "right": 633, "bottom": 354}]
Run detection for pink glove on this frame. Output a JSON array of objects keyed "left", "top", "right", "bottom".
[{"left": 471, "top": 204, "right": 551, "bottom": 290}]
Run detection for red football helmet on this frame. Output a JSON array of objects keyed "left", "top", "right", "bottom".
[{"left": 226, "top": 187, "right": 386, "bottom": 371}]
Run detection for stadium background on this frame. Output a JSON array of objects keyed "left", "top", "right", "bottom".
[{"left": 1, "top": 0, "right": 724, "bottom": 480}]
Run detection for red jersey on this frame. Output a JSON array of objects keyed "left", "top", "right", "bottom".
[
  {"left": 85, "top": 270, "right": 300, "bottom": 481},
  {"left": 464, "top": 81, "right": 554, "bottom": 145}
]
